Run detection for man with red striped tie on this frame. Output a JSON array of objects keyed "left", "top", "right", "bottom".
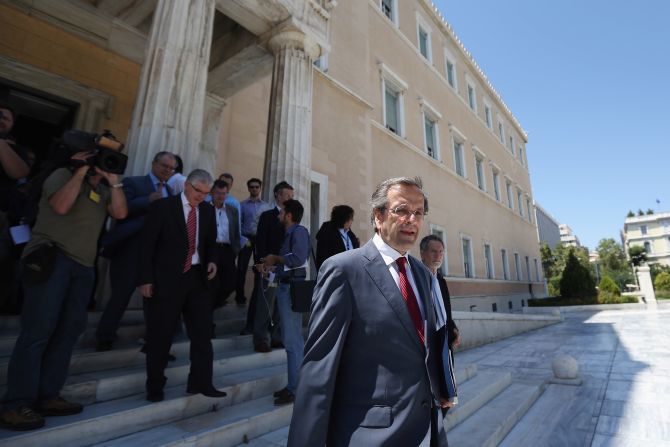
[{"left": 138, "top": 169, "right": 226, "bottom": 403}]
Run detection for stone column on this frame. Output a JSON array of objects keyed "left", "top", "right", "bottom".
[
  {"left": 126, "top": 0, "right": 215, "bottom": 175},
  {"left": 636, "top": 265, "right": 657, "bottom": 305},
  {"left": 262, "top": 27, "right": 320, "bottom": 214},
  {"left": 198, "top": 92, "right": 226, "bottom": 171}
]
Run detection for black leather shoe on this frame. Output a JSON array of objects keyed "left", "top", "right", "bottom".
[
  {"left": 271, "top": 340, "right": 284, "bottom": 349},
  {"left": 96, "top": 341, "right": 113, "bottom": 352},
  {"left": 273, "top": 387, "right": 288, "bottom": 398},
  {"left": 254, "top": 342, "right": 271, "bottom": 353},
  {"left": 186, "top": 386, "right": 227, "bottom": 398},
  {"left": 146, "top": 390, "right": 164, "bottom": 402},
  {"left": 274, "top": 390, "right": 294, "bottom": 406}
]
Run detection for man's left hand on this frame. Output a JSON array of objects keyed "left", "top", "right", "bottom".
[
  {"left": 207, "top": 262, "right": 217, "bottom": 280},
  {"left": 94, "top": 167, "right": 119, "bottom": 185},
  {"left": 439, "top": 399, "right": 455, "bottom": 409}
]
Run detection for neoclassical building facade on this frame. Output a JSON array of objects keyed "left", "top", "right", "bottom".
[{"left": 0, "top": 0, "right": 545, "bottom": 310}]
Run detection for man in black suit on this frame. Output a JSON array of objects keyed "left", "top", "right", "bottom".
[
  {"left": 420, "top": 235, "right": 460, "bottom": 352},
  {"left": 96, "top": 151, "right": 177, "bottom": 351},
  {"left": 138, "top": 169, "right": 226, "bottom": 402},
  {"left": 315, "top": 204, "right": 360, "bottom": 271},
  {"left": 210, "top": 179, "right": 241, "bottom": 309},
  {"left": 251, "top": 181, "right": 293, "bottom": 353}
]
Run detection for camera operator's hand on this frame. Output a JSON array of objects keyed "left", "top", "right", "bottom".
[
  {"left": 70, "top": 151, "right": 95, "bottom": 177},
  {"left": 94, "top": 166, "right": 119, "bottom": 185}
]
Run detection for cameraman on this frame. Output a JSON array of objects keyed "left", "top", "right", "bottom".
[{"left": 0, "top": 151, "right": 127, "bottom": 431}]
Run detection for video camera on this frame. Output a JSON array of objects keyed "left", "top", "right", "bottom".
[{"left": 60, "top": 129, "right": 128, "bottom": 175}]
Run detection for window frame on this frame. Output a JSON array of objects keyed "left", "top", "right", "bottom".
[
  {"left": 444, "top": 47, "right": 458, "bottom": 91},
  {"left": 380, "top": 0, "right": 398, "bottom": 25},
  {"left": 483, "top": 99, "right": 493, "bottom": 129},
  {"left": 430, "top": 223, "right": 448, "bottom": 276},
  {"left": 514, "top": 252, "right": 522, "bottom": 281},
  {"left": 505, "top": 177, "right": 514, "bottom": 210},
  {"left": 379, "top": 63, "right": 408, "bottom": 137},
  {"left": 501, "top": 248, "right": 509, "bottom": 280},
  {"left": 497, "top": 116, "right": 505, "bottom": 145},
  {"left": 420, "top": 98, "right": 442, "bottom": 161},
  {"left": 461, "top": 235, "right": 474, "bottom": 278},
  {"left": 472, "top": 145, "right": 486, "bottom": 192},
  {"left": 484, "top": 243, "right": 494, "bottom": 279},
  {"left": 466, "top": 76, "right": 477, "bottom": 113},
  {"left": 415, "top": 13, "right": 433, "bottom": 63},
  {"left": 491, "top": 164, "right": 501, "bottom": 202},
  {"left": 450, "top": 125, "right": 467, "bottom": 179}
]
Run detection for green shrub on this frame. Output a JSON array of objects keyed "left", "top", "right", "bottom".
[
  {"left": 654, "top": 271, "right": 670, "bottom": 291},
  {"left": 596, "top": 292, "right": 638, "bottom": 304},
  {"left": 547, "top": 276, "right": 561, "bottom": 297},
  {"left": 560, "top": 251, "right": 596, "bottom": 298},
  {"left": 598, "top": 275, "right": 620, "bottom": 296}
]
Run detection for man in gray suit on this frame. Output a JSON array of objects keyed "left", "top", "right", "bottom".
[{"left": 288, "top": 177, "right": 450, "bottom": 446}]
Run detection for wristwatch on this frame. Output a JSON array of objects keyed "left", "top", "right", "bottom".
[{"left": 111, "top": 183, "right": 124, "bottom": 189}]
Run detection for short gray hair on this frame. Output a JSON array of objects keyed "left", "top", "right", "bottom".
[
  {"left": 369, "top": 176, "right": 428, "bottom": 231},
  {"left": 420, "top": 234, "right": 444, "bottom": 252},
  {"left": 186, "top": 169, "right": 213, "bottom": 186}
]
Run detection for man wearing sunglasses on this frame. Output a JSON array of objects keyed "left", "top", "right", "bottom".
[
  {"left": 137, "top": 169, "right": 225, "bottom": 402},
  {"left": 96, "top": 151, "right": 177, "bottom": 352}
]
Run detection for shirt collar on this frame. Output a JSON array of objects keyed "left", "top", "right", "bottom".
[
  {"left": 373, "top": 233, "right": 408, "bottom": 267},
  {"left": 148, "top": 172, "right": 162, "bottom": 188},
  {"left": 180, "top": 192, "right": 191, "bottom": 208},
  {"left": 338, "top": 228, "right": 349, "bottom": 238}
]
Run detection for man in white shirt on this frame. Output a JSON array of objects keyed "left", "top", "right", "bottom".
[{"left": 210, "top": 179, "right": 241, "bottom": 309}]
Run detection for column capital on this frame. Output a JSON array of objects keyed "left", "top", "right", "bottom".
[{"left": 267, "top": 23, "right": 321, "bottom": 60}]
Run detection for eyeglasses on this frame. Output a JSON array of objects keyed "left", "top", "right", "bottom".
[
  {"left": 189, "top": 182, "right": 211, "bottom": 195},
  {"left": 386, "top": 206, "right": 427, "bottom": 220},
  {"left": 155, "top": 161, "right": 176, "bottom": 172}
]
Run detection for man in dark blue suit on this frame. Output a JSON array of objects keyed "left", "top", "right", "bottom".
[{"left": 96, "top": 152, "right": 178, "bottom": 351}]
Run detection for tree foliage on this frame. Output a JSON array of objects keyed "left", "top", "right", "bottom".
[
  {"left": 629, "top": 246, "right": 647, "bottom": 266},
  {"left": 560, "top": 251, "right": 596, "bottom": 298},
  {"left": 626, "top": 210, "right": 635, "bottom": 218},
  {"left": 599, "top": 275, "right": 620, "bottom": 295},
  {"left": 595, "top": 238, "right": 633, "bottom": 289},
  {"left": 650, "top": 263, "right": 670, "bottom": 283},
  {"left": 655, "top": 272, "right": 670, "bottom": 291}
]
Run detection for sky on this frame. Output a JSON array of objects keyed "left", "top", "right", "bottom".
[{"left": 433, "top": 0, "right": 670, "bottom": 250}]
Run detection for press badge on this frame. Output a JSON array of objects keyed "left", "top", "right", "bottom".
[{"left": 89, "top": 190, "right": 101, "bottom": 203}]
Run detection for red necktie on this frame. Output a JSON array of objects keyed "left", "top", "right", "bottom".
[
  {"left": 396, "top": 257, "right": 425, "bottom": 344},
  {"left": 183, "top": 204, "right": 196, "bottom": 273}
]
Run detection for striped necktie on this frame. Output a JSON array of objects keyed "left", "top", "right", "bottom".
[{"left": 183, "top": 204, "right": 196, "bottom": 273}]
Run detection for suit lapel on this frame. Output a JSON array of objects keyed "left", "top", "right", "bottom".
[
  {"left": 144, "top": 175, "right": 155, "bottom": 193},
  {"left": 173, "top": 195, "right": 187, "bottom": 243},
  {"left": 361, "top": 242, "right": 425, "bottom": 353},
  {"left": 409, "top": 255, "right": 434, "bottom": 338}
]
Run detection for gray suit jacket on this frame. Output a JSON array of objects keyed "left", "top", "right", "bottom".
[
  {"left": 288, "top": 240, "right": 448, "bottom": 446},
  {"left": 223, "top": 203, "right": 241, "bottom": 256}
]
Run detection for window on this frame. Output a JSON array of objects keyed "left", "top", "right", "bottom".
[
  {"left": 380, "top": 63, "right": 407, "bottom": 137},
  {"left": 467, "top": 81, "right": 477, "bottom": 112},
  {"left": 514, "top": 253, "right": 521, "bottom": 281},
  {"left": 525, "top": 256, "right": 531, "bottom": 282},
  {"left": 416, "top": 14, "right": 432, "bottom": 62},
  {"left": 518, "top": 145, "right": 525, "bottom": 165},
  {"left": 534, "top": 258, "right": 540, "bottom": 281},
  {"left": 517, "top": 189, "right": 524, "bottom": 217},
  {"left": 484, "top": 244, "right": 494, "bottom": 279},
  {"left": 644, "top": 241, "right": 652, "bottom": 253},
  {"left": 453, "top": 140, "right": 465, "bottom": 177},
  {"left": 430, "top": 225, "right": 448, "bottom": 276},
  {"left": 424, "top": 117, "right": 437, "bottom": 159},
  {"left": 421, "top": 99, "right": 442, "bottom": 161},
  {"left": 484, "top": 102, "right": 492, "bottom": 129},
  {"left": 474, "top": 153, "right": 485, "bottom": 191},
  {"left": 498, "top": 119, "right": 505, "bottom": 144},
  {"left": 462, "top": 237, "right": 473, "bottom": 278},
  {"left": 444, "top": 49, "right": 458, "bottom": 90},
  {"left": 509, "top": 135, "right": 515, "bottom": 155},
  {"left": 492, "top": 168, "right": 501, "bottom": 202},
  {"left": 418, "top": 28, "right": 430, "bottom": 60},
  {"left": 506, "top": 180, "right": 514, "bottom": 210},
  {"left": 641, "top": 225, "right": 648, "bottom": 235},
  {"left": 380, "top": 0, "right": 397, "bottom": 24},
  {"left": 501, "top": 249, "right": 509, "bottom": 280},
  {"left": 526, "top": 197, "right": 532, "bottom": 222}
]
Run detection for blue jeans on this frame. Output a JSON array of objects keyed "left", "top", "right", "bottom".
[
  {"left": 3, "top": 251, "right": 94, "bottom": 409},
  {"left": 275, "top": 282, "right": 304, "bottom": 394}
]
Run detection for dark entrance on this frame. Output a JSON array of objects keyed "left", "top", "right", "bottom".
[{"left": 0, "top": 78, "right": 78, "bottom": 170}]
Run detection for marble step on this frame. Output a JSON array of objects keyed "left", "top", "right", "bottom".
[
  {"left": 0, "top": 315, "right": 247, "bottom": 357},
  {"left": 58, "top": 348, "right": 286, "bottom": 405},
  {"left": 0, "top": 365, "right": 287, "bottom": 447},
  {"left": 229, "top": 364, "right": 480, "bottom": 447},
  {"left": 448, "top": 382, "right": 543, "bottom": 447},
  {"left": 0, "top": 333, "right": 257, "bottom": 385},
  {"left": 97, "top": 395, "right": 293, "bottom": 447},
  {"left": 444, "top": 370, "right": 512, "bottom": 432}
]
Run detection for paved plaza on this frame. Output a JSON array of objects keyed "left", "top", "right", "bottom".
[
  {"left": 248, "top": 306, "right": 670, "bottom": 446},
  {"left": 461, "top": 306, "right": 670, "bottom": 446}
]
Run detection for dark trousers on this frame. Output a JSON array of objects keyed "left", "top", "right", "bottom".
[
  {"left": 96, "top": 237, "right": 141, "bottom": 343},
  {"left": 144, "top": 266, "right": 214, "bottom": 394},
  {"left": 252, "top": 275, "right": 282, "bottom": 346},
  {"left": 235, "top": 235, "right": 255, "bottom": 300},
  {"left": 4, "top": 252, "right": 94, "bottom": 409},
  {"left": 214, "top": 243, "right": 237, "bottom": 308}
]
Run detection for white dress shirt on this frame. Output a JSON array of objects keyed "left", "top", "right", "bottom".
[{"left": 214, "top": 204, "right": 230, "bottom": 244}]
